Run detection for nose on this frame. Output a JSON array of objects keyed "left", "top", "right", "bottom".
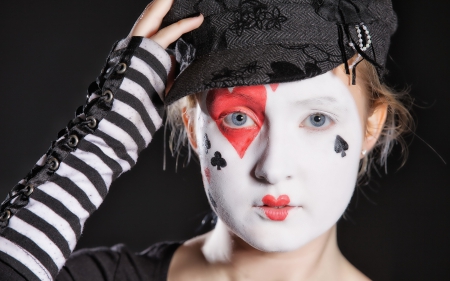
[{"left": 254, "top": 130, "right": 295, "bottom": 185}]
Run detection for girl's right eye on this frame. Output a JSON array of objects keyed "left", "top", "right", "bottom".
[{"left": 223, "top": 112, "right": 255, "bottom": 128}]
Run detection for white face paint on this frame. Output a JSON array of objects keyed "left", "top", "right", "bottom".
[{"left": 195, "top": 71, "right": 363, "bottom": 252}]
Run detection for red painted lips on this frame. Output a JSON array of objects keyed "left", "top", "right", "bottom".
[
  {"left": 262, "top": 194, "right": 290, "bottom": 207},
  {"left": 260, "top": 195, "right": 292, "bottom": 221}
]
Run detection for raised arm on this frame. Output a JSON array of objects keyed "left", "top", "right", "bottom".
[{"left": 0, "top": 1, "right": 203, "bottom": 280}]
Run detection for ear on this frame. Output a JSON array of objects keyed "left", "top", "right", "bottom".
[
  {"left": 363, "top": 102, "right": 388, "bottom": 155},
  {"left": 182, "top": 107, "right": 198, "bottom": 150}
]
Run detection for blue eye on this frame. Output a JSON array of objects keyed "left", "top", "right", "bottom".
[
  {"left": 223, "top": 112, "right": 255, "bottom": 128},
  {"left": 231, "top": 112, "right": 247, "bottom": 126},
  {"left": 301, "top": 113, "right": 334, "bottom": 130},
  {"left": 309, "top": 114, "right": 326, "bottom": 127}
]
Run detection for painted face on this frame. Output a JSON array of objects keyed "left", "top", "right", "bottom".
[{"left": 194, "top": 71, "right": 364, "bottom": 252}]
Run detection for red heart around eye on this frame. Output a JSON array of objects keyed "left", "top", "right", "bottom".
[{"left": 206, "top": 86, "right": 267, "bottom": 158}]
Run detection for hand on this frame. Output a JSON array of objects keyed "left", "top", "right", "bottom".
[{"left": 129, "top": 0, "right": 204, "bottom": 94}]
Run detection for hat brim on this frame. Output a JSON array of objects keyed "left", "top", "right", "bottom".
[{"left": 165, "top": 43, "right": 353, "bottom": 105}]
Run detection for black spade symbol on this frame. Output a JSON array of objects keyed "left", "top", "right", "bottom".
[
  {"left": 203, "top": 134, "right": 211, "bottom": 154},
  {"left": 334, "top": 135, "right": 349, "bottom": 157}
]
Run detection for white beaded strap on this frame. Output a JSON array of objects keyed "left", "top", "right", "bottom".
[{"left": 348, "top": 22, "right": 372, "bottom": 70}]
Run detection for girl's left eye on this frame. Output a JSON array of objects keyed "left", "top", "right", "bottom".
[
  {"left": 223, "top": 112, "right": 255, "bottom": 128},
  {"left": 301, "top": 113, "right": 334, "bottom": 129}
]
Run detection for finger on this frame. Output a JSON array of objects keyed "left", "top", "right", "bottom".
[
  {"left": 151, "top": 14, "right": 204, "bottom": 48},
  {"left": 129, "top": 0, "right": 174, "bottom": 38}
]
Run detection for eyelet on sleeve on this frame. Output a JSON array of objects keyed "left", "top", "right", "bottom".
[
  {"left": 47, "top": 156, "right": 60, "bottom": 171},
  {"left": 23, "top": 185, "right": 34, "bottom": 196},
  {"left": 86, "top": 116, "right": 98, "bottom": 129},
  {"left": 102, "top": 90, "right": 114, "bottom": 102},
  {"left": 0, "top": 209, "right": 11, "bottom": 222},
  {"left": 67, "top": 135, "right": 79, "bottom": 148},
  {"left": 116, "top": 63, "right": 127, "bottom": 74}
]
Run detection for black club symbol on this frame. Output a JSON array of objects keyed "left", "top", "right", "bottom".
[
  {"left": 203, "top": 134, "right": 211, "bottom": 154},
  {"left": 211, "top": 151, "right": 227, "bottom": 170},
  {"left": 334, "top": 135, "right": 349, "bottom": 157}
]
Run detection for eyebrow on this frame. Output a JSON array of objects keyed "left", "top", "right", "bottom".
[{"left": 296, "top": 96, "right": 338, "bottom": 105}]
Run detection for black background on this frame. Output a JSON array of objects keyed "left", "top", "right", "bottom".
[{"left": 0, "top": 1, "right": 449, "bottom": 280}]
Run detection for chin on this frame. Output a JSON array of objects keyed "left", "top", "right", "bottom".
[
  {"left": 248, "top": 239, "right": 304, "bottom": 253},
  {"left": 232, "top": 220, "right": 320, "bottom": 253},
  {"left": 255, "top": 233, "right": 311, "bottom": 252}
]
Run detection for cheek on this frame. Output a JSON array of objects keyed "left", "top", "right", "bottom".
[
  {"left": 217, "top": 127, "right": 261, "bottom": 159},
  {"left": 302, "top": 128, "right": 362, "bottom": 219},
  {"left": 204, "top": 167, "right": 211, "bottom": 184},
  {"left": 196, "top": 113, "right": 257, "bottom": 215},
  {"left": 197, "top": 115, "right": 238, "bottom": 188}
]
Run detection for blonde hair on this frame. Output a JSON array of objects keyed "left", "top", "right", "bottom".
[
  {"left": 165, "top": 61, "right": 413, "bottom": 184},
  {"left": 352, "top": 60, "right": 413, "bottom": 185}
]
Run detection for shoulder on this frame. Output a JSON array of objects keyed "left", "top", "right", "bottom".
[
  {"left": 56, "top": 242, "right": 183, "bottom": 281},
  {"left": 139, "top": 241, "right": 183, "bottom": 262}
]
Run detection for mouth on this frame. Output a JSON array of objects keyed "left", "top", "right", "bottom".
[{"left": 257, "top": 195, "right": 295, "bottom": 221}]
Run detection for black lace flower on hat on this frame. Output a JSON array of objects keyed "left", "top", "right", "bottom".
[
  {"left": 229, "top": 0, "right": 288, "bottom": 36},
  {"left": 312, "top": 0, "right": 374, "bottom": 25}
]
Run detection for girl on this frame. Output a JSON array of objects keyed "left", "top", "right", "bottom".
[{"left": 0, "top": 0, "right": 415, "bottom": 280}]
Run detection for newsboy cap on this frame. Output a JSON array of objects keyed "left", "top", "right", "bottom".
[{"left": 161, "top": 0, "right": 397, "bottom": 104}]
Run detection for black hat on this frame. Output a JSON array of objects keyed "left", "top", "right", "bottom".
[{"left": 162, "top": 0, "right": 397, "bottom": 105}]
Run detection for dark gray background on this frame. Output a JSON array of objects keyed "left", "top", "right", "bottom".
[{"left": 0, "top": 1, "right": 449, "bottom": 280}]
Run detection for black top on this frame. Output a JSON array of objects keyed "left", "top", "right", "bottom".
[
  {"left": 0, "top": 241, "right": 182, "bottom": 281},
  {"left": 56, "top": 241, "right": 182, "bottom": 281}
]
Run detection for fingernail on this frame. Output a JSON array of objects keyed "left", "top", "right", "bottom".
[{"left": 187, "top": 12, "right": 202, "bottom": 18}]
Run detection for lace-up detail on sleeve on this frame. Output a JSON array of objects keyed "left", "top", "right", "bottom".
[{"left": 0, "top": 37, "right": 171, "bottom": 281}]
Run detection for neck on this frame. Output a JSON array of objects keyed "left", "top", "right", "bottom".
[{"left": 202, "top": 220, "right": 348, "bottom": 281}]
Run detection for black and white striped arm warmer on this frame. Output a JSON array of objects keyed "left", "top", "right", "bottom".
[{"left": 0, "top": 37, "right": 170, "bottom": 281}]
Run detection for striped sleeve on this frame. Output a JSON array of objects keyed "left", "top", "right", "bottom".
[{"left": 0, "top": 37, "right": 171, "bottom": 280}]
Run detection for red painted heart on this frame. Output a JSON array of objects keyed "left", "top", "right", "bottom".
[
  {"left": 206, "top": 86, "right": 267, "bottom": 158},
  {"left": 269, "top": 83, "right": 279, "bottom": 92}
]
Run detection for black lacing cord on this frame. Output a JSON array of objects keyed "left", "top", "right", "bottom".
[
  {"left": 0, "top": 57, "right": 129, "bottom": 228},
  {"left": 1, "top": 38, "right": 139, "bottom": 225},
  {"left": 0, "top": 185, "right": 34, "bottom": 224},
  {"left": 0, "top": 102, "right": 95, "bottom": 227}
]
